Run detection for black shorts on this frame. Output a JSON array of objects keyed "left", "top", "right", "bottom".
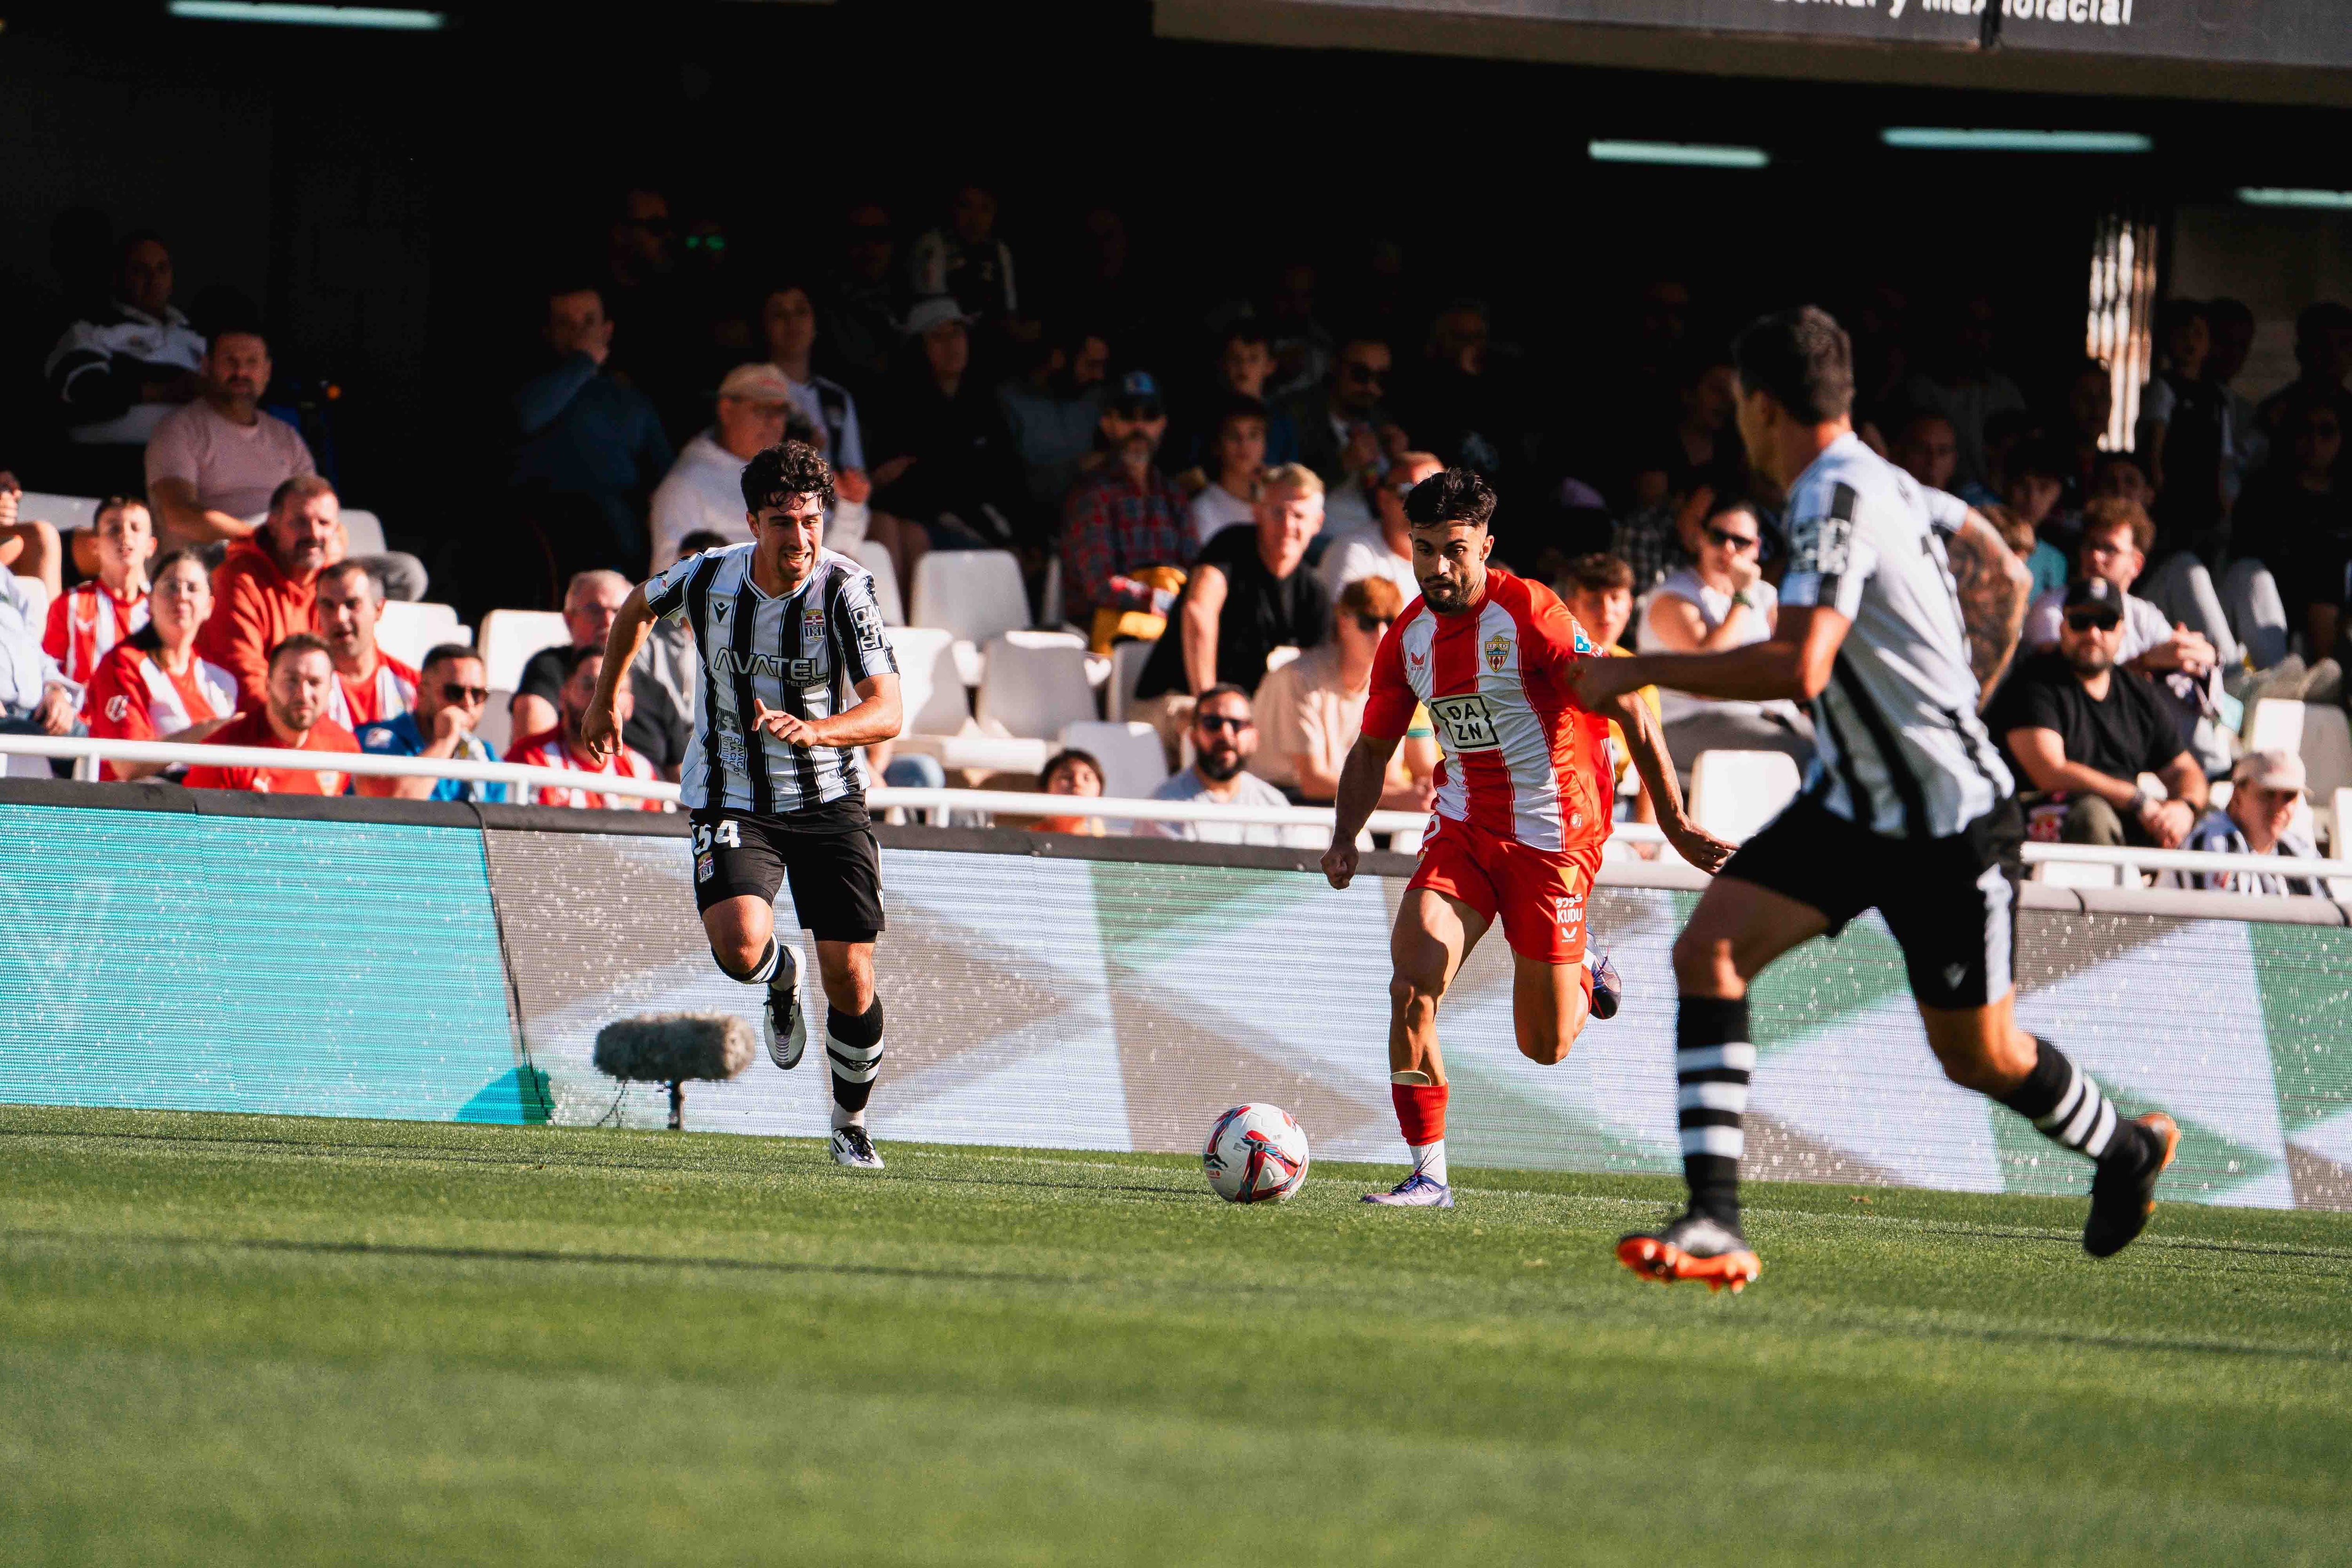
[
  {"left": 689, "top": 810, "right": 885, "bottom": 944},
  {"left": 1721, "top": 795, "right": 2024, "bottom": 1012}
]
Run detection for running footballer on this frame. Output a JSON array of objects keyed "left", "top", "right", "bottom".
[
  {"left": 583, "top": 439, "right": 903, "bottom": 1170},
  {"left": 1324, "top": 468, "right": 1735, "bottom": 1208},
  {"left": 1571, "top": 307, "right": 2178, "bottom": 1291}
]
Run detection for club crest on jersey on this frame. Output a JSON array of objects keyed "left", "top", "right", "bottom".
[{"left": 1483, "top": 630, "right": 1513, "bottom": 671}]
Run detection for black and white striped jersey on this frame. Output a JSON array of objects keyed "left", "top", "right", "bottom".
[
  {"left": 1779, "top": 434, "right": 2014, "bottom": 839},
  {"left": 644, "top": 544, "right": 898, "bottom": 818}
]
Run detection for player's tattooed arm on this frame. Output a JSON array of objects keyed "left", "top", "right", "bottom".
[
  {"left": 1602, "top": 685, "right": 1735, "bottom": 876},
  {"left": 1947, "top": 509, "right": 2032, "bottom": 707}
]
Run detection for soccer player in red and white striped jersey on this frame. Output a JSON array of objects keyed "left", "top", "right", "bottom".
[
  {"left": 42, "top": 497, "right": 153, "bottom": 685},
  {"left": 1324, "top": 469, "right": 1733, "bottom": 1208},
  {"left": 82, "top": 548, "right": 238, "bottom": 781},
  {"left": 316, "top": 560, "right": 418, "bottom": 729},
  {"left": 509, "top": 647, "right": 665, "bottom": 812}
]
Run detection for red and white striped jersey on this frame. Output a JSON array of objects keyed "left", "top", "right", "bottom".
[
  {"left": 42, "top": 581, "right": 149, "bottom": 685},
  {"left": 83, "top": 643, "right": 238, "bottom": 781},
  {"left": 326, "top": 653, "right": 420, "bottom": 731},
  {"left": 508, "top": 727, "right": 667, "bottom": 812},
  {"left": 1362, "top": 568, "right": 1614, "bottom": 855}
]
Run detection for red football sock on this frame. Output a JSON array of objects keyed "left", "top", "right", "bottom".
[{"left": 1392, "top": 1082, "right": 1448, "bottom": 1149}]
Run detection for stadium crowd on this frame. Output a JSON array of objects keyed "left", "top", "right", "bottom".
[{"left": 3, "top": 183, "right": 2350, "bottom": 887}]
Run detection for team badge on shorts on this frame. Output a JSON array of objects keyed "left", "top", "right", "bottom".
[
  {"left": 696, "top": 852, "right": 715, "bottom": 883},
  {"left": 1484, "top": 631, "right": 1513, "bottom": 671}
]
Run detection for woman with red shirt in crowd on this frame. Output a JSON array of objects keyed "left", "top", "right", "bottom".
[{"left": 82, "top": 548, "right": 238, "bottom": 781}]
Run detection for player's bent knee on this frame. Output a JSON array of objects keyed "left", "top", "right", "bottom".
[{"left": 1671, "top": 926, "right": 1737, "bottom": 993}]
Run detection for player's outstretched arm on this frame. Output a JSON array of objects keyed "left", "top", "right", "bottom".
[
  {"left": 1321, "top": 732, "right": 1403, "bottom": 889},
  {"left": 1600, "top": 687, "right": 1735, "bottom": 875},
  {"left": 582, "top": 585, "right": 656, "bottom": 762},
  {"left": 1570, "top": 605, "right": 1852, "bottom": 711},
  {"left": 1947, "top": 508, "right": 2032, "bottom": 707}
]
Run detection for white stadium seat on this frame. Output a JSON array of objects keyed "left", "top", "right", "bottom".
[
  {"left": 477, "top": 610, "right": 570, "bottom": 693},
  {"left": 848, "top": 539, "right": 905, "bottom": 626},
  {"left": 475, "top": 690, "right": 515, "bottom": 756},
  {"left": 338, "top": 508, "right": 388, "bottom": 558},
  {"left": 886, "top": 625, "right": 1049, "bottom": 776},
  {"left": 1058, "top": 720, "right": 1169, "bottom": 800},
  {"left": 976, "top": 637, "right": 1098, "bottom": 741},
  {"left": 16, "top": 493, "right": 101, "bottom": 533},
  {"left": 909, "top": 549, "right": 1029, "bottom": 643},
  {"left": 1106, "top": 639, "right": 1156, "bottom": 723},
  {"left": 376, "top": 601, "right": 464, "bottom": 667},
  {"left": 1686, "top": 749, "right": 1802, "bottom": 844}
]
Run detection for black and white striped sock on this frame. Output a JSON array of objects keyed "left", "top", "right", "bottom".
[
  {"left": 826, "top": 1001, "right": 885, "bottom": 1130},
  {"left": 1999, "top": 1036, "right": 2123, "bottom": 1162},
  {"left": 1677, "top": 995, "right": 1753, "bottom": 1226},
  {"left": 732, "top": 938, "right": 781, "bottom": 987}
]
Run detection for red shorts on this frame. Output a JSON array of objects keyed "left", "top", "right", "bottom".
[{"left": 1406, "top": 813, "right": 1602, "bottom": 965}]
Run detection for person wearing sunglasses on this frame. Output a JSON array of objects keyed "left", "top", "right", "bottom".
[
  {"left": 1989, "top": 575, "right": 2206, "bottom": 852},
  {"left": 1288, "top": 333, "right": 1393, "bottom": 494},
  {"left": 1137, "top": 684, "right": 1320, "bottom": 848},
  {"left": 1634, "top": 494, "right": 1813, "bottom": 775},
  {"left": 355, "top": 642, "right": 509, "bottom": 804}
]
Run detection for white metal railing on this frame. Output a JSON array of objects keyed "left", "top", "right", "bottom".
[{"left": 2, "top": 733, "right": 2349, "bottom": 893}]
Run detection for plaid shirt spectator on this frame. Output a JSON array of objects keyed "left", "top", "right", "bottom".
[
  {"left": 1062, "top": 463, "right": 1188, "bottom": 615},
  {"left": 1611, "top": 500, "right": 1691, "bottom": 594}
]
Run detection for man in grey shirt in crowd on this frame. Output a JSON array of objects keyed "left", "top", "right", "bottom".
[{"left": 1140, "top": 684, "right": 1322, "bottom": 849}]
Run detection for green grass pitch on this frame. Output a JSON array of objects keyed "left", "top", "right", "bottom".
[{"left": 2, "top": 1105, "right": 2347, "bottom": 1565}]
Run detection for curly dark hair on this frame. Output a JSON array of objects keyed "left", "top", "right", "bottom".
[
  {"left": 739, "top": 438, "right": 835, "bottom": 514},
  {"left": 1732, "top": 304, "right": 1853, "bottom": 426},
  {"left": 1402, "top": 467, "right": 1496, "bottom": 532}
]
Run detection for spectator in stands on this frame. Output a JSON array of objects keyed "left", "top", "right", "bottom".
[
  {"left": 999, "top": 320, "right": 1110, "bottom": 512},
  {"left": 1994, "top": 438, "right": 2074, "bottom": 598},
  {"left": 2257, "top": 301, "right": 2352, "bottom": 449},
  {"left": 598, "top": 187, "right": 699, "bottom": 444},
  {"left": 1629, "top": 351, "right": 1747, "bottom": 512},
  {"left": 1029, "top": 748, "right": 1105, "bottom": 836},
  {"left": 1252, "top": 576, "right": 1430, "bottom": 809},
  {"left": 181, "top": 633, "right": 361, "bottom": 796},
  {"left": 822, "top": 200, "right": 902, "bottom": 391},
  {"left": 510, "top": 569, "right": 689, "bottom": 777},
  {"left": 509, "top": 646, "right": 663, "bottom": 811},
  {"left": 1135, "top": 463, "right": 1334, "bottom": 757},
  {"left": 1970, "top": 408, "right": 2034, "bottom": 512},
  {"left": 2062, "top": 358, "right": 2116, "bottom": 508},
  {"left": 1398, "top": 298, "right": 1516, "bottom": 483},
  {"left": 1559, "top": 551, "right": 1662, "bottom": 841},
  {"left": 2170, "top": 748, "right": 2323, "bottom": 895},
  {"left": 2241, "top": 396, "right": 2351, "bottom": 659},
  {"left": 1903, "top": 291, "right": 2026, "bottom": 491},
  {"left": 42, "top": 496, "right": 152, "bottom": 686},
  {"left": 908, "top": 181, "right": 1016, "bottom": 331},
  {"left": 1208, "top": 321, "right": 1299, "bottom": 465},
  {"left": 2205, "top": 297, "right": 2267, "bottom": 507},
  {"left": 356, "top": 642, "right": 505, "bottom": 804},
  {"left": 1137, "top": 684, "right": 1320, "bottom": 848},
  {"left": 1062, "top": 370, "right": 1187, "bottom": 648},
  {"left": 2139, "top": 299, "right": 2228, "bottom": 554},
  {"left": 869, "top": 297, "right": 1027, "bottom": 553},
  {"left": 0, "top": 478, "right": 64, "bottom": 604},
  {"left": 2022, "top": 497, "right": 2214, "bottom": 677},
  {"left": 1318, "top": 450, "right": 1440, "bottom": 603},
  {"left": 197, "top": 475, "right": 337, "bottom": 709},
  {"left": 0, "top": 554, "right": 78, "bottom": 742},
  {"left": 144, "top": 324, "right": 313, "bottom": 549},
  {"left": 1183, "top": 398, "right": 1266, "bottom": 555},
  {"left": 315, "top": 561, "right": 416, "bottom": 731},
  {"left": 511, "top": 283, "right": 675, "bottom": 578},
  {"left": 81, "top": 548, "right": 237, "bottom": 781},
  {"left": 759, "top": 280, "right": 874, "bottom": 497},
  {"left": 1889, "top": 408, "right": 1958, "bottom": 496},
  {"left": 1634, "top": 494, "right": 1812, "bottom": 772},
  {"left": 1992, "top": 578, "right": 2206, "bottom": 849},
  {"left": 648, "top": 362, "right": 792, "bottom": 570},
  {"left": 1286, "top": 332, "right": 1393, "bottom": 495},
  {"left": 43, "top": 230, "right": 207, "bottom": 495},
  {"left": 1264, "top": 260, "right": 1333, "bottom": 401}
]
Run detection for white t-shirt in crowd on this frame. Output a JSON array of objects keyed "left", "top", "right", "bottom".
[
  {"left": 1138, "top": 766, "right": 1322, "bottom": 848},
  {"left": 648, "top": 429, "right": 868, "bottom": 570},
  {"left": 1317, "top": 525, "right": 1417, "bottom": 603},
  {"left": 1637, "top": 567, "right": 1791, "bottom": 725},
  {"left": 1185, "top": 483, "right": 1256, "bottom": 556},
  {"left": 143, "top": 398, "right": 316, "bottom": 519}
]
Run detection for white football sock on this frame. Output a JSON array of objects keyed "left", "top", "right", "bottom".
[{"left": 1411, "top": 1138, "right": 1448, "bottom": 1186}]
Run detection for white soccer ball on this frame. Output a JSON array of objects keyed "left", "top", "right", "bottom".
[{"left": 1201, "top": 1104, "right": 1311, "bottom": 1204}]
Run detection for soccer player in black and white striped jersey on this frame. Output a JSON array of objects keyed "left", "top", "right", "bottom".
[
  {"left": 1572, "top": 308, "right": 2179, "bottom": 1290},
  {"left": 584, "top": 439, "right": 905, "bottom": 1170}
]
